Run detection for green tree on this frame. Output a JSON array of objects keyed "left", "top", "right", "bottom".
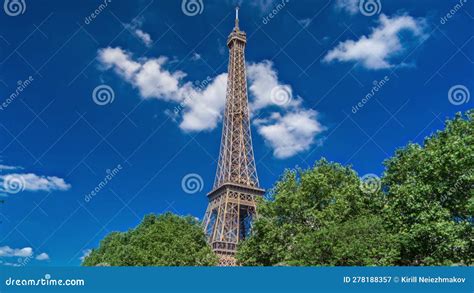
[
  {"left": 82, "top": 213, "right": 217, "bottom": 266},
  {"left": 383, "top": 111, "right": 473, "bottom": 265},
  {"left": 238, "top": 111, "right": 473, "bottom": 266},
  {"left": 237, "top": 160, "right": 398, "bottom": 266}
]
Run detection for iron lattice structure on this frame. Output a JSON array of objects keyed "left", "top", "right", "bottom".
[{"left": 202, "top": 8, "right": 265, "bottom": 266}]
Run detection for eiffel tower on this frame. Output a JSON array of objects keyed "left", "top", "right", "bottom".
[{"left": 202, "top": 7, "right": 265, "bottom": 266}]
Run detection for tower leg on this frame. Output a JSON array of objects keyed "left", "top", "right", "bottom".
[{"left": 203, "top": 187, "right": 262, "bottom": 266}]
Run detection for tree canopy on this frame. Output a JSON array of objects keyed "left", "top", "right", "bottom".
[
  {"left": 236, "top": 160, "right": 398, "bottom": 266},
  {"left": 237, "top": 111, "right": 473, "bottom": 266},
  {"left": 82, "top": 213, "right": 217, "bottom": 266},
  {"left": 383, "top": 111, "right": 473, "bottom": 265}
]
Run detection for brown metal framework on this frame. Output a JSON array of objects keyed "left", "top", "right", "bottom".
[{"left": 202, "top": 8, "right": 264, "bottom": 266}]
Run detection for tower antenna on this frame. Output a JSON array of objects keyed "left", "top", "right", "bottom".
[{"left": 235, "top": 6, "right": 239, "bottom": 30}]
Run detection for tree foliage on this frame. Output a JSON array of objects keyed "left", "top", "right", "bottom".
[
  {"left": 82, "top": 213, "right": 217, "bottom": 266},
  {"left": 383, "top": 111, "right": 473, "bottom": 265},
  {"left": 238, "top": 111, "right": 473, "bottom": 266},
  {"left": 237, "top": 160, "right": 398, "bottom": 266}
]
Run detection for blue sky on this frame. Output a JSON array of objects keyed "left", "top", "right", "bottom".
[{"left": 0, "top": 0, "right": 472, "bottom": 266}]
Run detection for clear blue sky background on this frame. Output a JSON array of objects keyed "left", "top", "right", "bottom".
[{"left": 0, "top": 0, "right": 472, "bottom": 266}]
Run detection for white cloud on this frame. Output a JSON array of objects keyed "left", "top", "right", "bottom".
[
  {"left": 191, "top": 52, "right": 202, "bottom": 61},
  {"left": 98, "top": 48, "right": 185, "bottom": 102},
  {"left": 0, "top": 261, "right": 19, "bottom": 266},
  {"left": 247, "top": 61, "right": 324, "bottom": 158},
  {"left": 125, "top": 18, "right": 153, "bottom": 47},
  {"left": 134, "top": 29, "right": 152, "bottom": 47},
  {"left": 247, "top": 61, "right": 301, "bottom": 112},
  {"left": 0, "top": 173, "right": 71, "bottom": 193},
  {"left": 0, "top": 246, "right": 33, "bottom": 258},
  {"left": 0, "top": 164, "right": 21, "bottom": 171},
  {"left": 0, "top": 162, "right": 70, "bottom": 195},
  {"left": 98, "top": 47, "right": 140, "bottom": 80},
  {"left": 323, "top": 14, "right": 427, "bottom": 69},
  {"left": 250, "top": 0, "right": 276, "bottom": 12},
  {"left": 98, "top": 48, "right": 325, "bottom": 158},
  {"left": 134, "top": 58, "right": 187, "bottom": 101},
  {"left": 335, "top": 0, "right": 359, "bottom": 15},
  {"left": 179, "top": 74, "right": 227, "bottom": 132},
  {"left": 35, "top": 253, "right": 50, "bottom": 261},
  {"left": 227, "top": 0, "right": 277, "bottom": 13},
  {"left": 98, "top": 47, "right": 227, "bottom": 132},
  {"left": 254, "top": 110, "right": 325, "bottom": 159},
  {"left": 80, "top": 249, "right": 91, "bottom": 262}
]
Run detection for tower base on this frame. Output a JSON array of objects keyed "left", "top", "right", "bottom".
[
  {"left": 202, "top": 183, "right": 264, "bottom": 267},
  {"left": 217, "top": 254, "right": 237, "bottom": 266}
]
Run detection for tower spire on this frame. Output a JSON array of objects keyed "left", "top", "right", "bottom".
[{"left": 235, "top": 6, "right": 239, "bottom": 30}]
